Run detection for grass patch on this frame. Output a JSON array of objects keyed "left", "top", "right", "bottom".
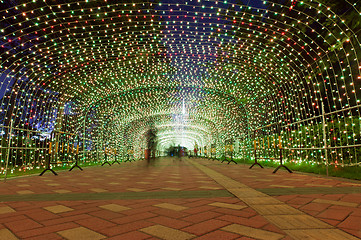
[
  {"left": 2, "top": 156, "right": 361, "bottom": 181},
  {"left": 211, "top": 156, "right": 361, "bottom": 181},
  {"left": 0, "top": 160, "right": 104, "bottom": 179}
]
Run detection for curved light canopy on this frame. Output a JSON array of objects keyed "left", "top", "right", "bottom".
[{"left": 0, "top": 0, "right": 360, "bottom": 168}]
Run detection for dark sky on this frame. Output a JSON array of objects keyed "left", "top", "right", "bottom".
[{"left": 0, "top": 71, "right": 14, "bottom": 99}]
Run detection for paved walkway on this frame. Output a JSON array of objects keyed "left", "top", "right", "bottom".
[{"left": 0, "top": 157, "right": 360, "bottom": 239}]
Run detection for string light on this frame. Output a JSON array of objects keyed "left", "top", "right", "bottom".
[{"left": 0, "top": 0, "right": 360, "bottom": 174}]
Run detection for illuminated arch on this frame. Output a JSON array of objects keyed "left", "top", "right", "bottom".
[{"left": 0, "top": 0, "right": 360, "bottom": 170}]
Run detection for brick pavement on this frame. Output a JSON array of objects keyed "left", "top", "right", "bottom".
[{"left": 0, "top": 157, "right": 359, "bottom": 239}]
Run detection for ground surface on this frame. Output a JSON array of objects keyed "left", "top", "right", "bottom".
[{"left": 0, "top": 157, "right": 360, "bottom": 239}]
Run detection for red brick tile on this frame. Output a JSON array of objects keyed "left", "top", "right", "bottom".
[
  {"left": 181, "top": 211, "right": 222, "bottom": 223},
  {"left": 338, "top": 216, "right": 361, "bottom": 230},
  {"left": 183, "top": 205, "right": 216, "bottom": 214},
  {"left": 107, "top": 231, "right": 151, "bottom": 240},
  {"left": 16, "top": 222, "right": 79, "bottom": 238},
  {"left": 112, "top": 212, "right": 157, "bottom": 225},
  {"left": 42, "top": 214, "right": 90, "bottom": 226},
  {"left": 148, "top": 216, "right": 192, "bottom": 229},
  {"left": 151, "top": 208, "right": 189, "bottom": 219},
  {"left": 182, "top": 219, "right": 230, "bottom": 235},
  {"left": 300, "top": 209, "right": 319, "bottom": 217},
  {"left": 286, "top": 196, "right": 314, "bottom": 205},
  {"left": 193, "top": 230, "right": 239, "bottom": 240},
  {"left": 350, "top": 208, "right": 361, "bottom": 217},
  {"left": 317, "top": 208, "right": 352, "bottom": 221},
  {"left": 329, "top": 205, "right": 356, "bottom": 211},
  {"left": 166, "top": 199, "right": 189, "bottom": 205},
  {"left": 183, "top": 200, "right": 215, "bottom": 208},
  {"left": 243, "top": 215, "right": 269, "bottom": 228},
  {"left": 319, "top": 218, "right": 340, "bottom": 227},
  {"left": 60, "top": 201, "right": 86, "bottom": 208},
  {"left": 0, "top": 210, "right": 21, "bottom": 219},
  {"left": 23, "top": 233, "right": 64, "bottom": 240},
  {"left": 126, "top": 200, "right": 160, "bottom": 209},
  {"left": 341, "top": 228, "right": 361, "bottom": 239},
  {"left": 288, "top": 204, "right": 301, "bottom": 209},
  {"left": 320, "top": 194, "right": 345, "bottom": 201},
  {"left": 58, "top": 207, "right": 100, "bottom": 217},
  {"left": 72, "top": 202, "right": 109, "bottom": 210},
  {"left": 300, "top": 194, "right": 324, "bottom": 198},
  {"left": 213, "top": 207, "right": 257, "bottom": 218},
  {"left": 217, "top": 198, "right": 243, "bottom": 204},
  {"left": 98, "top": 220, "right": 154, "bottom": 236},
  {"left": 300, "top": 202, "right": 330, "bottom": 212},
  {"left": 24, "top": 209, "right": 60, "bottom": 221},
  {"left": 0, "top": 214, "right": 28, "bottom": 224},
  {"left": 121, "top": 206, "right": 158, "bottom": 216},
  {"left": 217, "top": 215, "right": 266, "bottom": 228},
  {"left": 6, "top": 202, "right": 33, "bottom": 209},
  {"left": 261, "top": 223, "right": 285, "bottom": 234},
  {"left": 235, "top": 237, "right": 255, "bottom": 240},
  {"left": 89, "top": 209, "right": 126, "bottom": 220},
  {"left": 17, "top": 201, "right": 58, "bottom": 209},
  {"left": 275, "top": 195, "right": 298, "bottom": 203},
  {"left": 75, "top": 216, "right": 117, "bottom": 231},
  {"left": 5, "top": 218, "right": 43, "bottom": 232},
  {"left": 340, "top": 194, "right": 361, "bottom": 204}
]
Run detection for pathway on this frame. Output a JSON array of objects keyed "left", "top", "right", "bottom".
[{"left": 0, "top": 157, "right": 360, "bottom": 239}]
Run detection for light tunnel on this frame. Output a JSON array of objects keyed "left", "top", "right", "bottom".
[{"left": 0, "top": 0, "right": 361, "bottom": 174}]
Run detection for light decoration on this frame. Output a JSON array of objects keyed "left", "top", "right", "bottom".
[{"left": 0, "top": 0, "right": 360, "bottom": 174}]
